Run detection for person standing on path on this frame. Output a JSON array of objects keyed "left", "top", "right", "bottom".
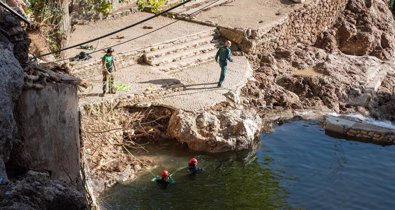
[
  {"left": 101, "top": 48, "right": 117, "bottom": 96},
  {"left": 215, "top": 40, "right": 233, "bottom": 88}
]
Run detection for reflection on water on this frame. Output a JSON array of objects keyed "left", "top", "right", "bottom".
[
  {"left": 102, "top": 146, "right": 289, "bottom": 209},
  {"left": 259, "top": 120, "right": 395, "bottom": 210},
  {"left": 103, "top": 120, "right": 395, "bottom": 210}
]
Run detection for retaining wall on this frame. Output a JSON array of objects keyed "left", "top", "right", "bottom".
[{"left": 218, "top": 0, "right": 349, "bottom": 53}]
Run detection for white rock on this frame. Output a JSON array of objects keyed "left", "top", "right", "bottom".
[{"left": 167, "top": 109, "right": 262, "bottom": 153}]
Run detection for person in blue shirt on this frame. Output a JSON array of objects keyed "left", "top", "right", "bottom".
[{"left": 215, "top": 40, "right": 233, "bottom": 88}]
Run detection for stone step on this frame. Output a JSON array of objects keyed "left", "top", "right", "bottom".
[
  {"left": 174, "top": 0, "right": 229, "bottom": 16},
  {"left": 71, "top": 29, "right": 217, "bottom": 78},
  {"left": 140, "top": 29, "right": 215, "bottom": 54},
  {"left": 150, "top": 41, "right": 218, "bottom": 66},
  {"left": 145, "top": 35, "right": 214, "bottom": 60},
  {"left": 158, "top": 48, "right": 217, "bottom": 72},
  {"left": 172, "top": 0, "right": 213, "bottom": 14}
]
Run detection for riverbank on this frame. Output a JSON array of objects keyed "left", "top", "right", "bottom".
[{"left": 101, "top": 120, "right": 395, "bottom": 209}]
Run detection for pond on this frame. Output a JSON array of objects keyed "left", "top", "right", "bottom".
[{"left": 102, "top": 120, "right": 395, "bottom": 210}]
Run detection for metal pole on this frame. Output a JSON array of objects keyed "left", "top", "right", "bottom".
[{"left": 0, "top": 0, "right": 30, "bottom": 25}]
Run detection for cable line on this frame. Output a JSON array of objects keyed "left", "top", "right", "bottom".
[
  {"left": 37, "top": 0, "right": 192, "bottom": 58},
  {"left": 44, "top": 0, "right": 222, "bottom": 63},
  {"left": 0, "top": 0, "right": 30, "bottom": 25}
]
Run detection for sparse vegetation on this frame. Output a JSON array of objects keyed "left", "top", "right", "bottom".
[
  {"left": 27, "top": 0, "right": 65, "bottom": 56},
  {"left": 137, "top": 0, "right": 166, "bottom": 14}
]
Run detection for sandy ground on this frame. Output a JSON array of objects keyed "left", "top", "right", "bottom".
[{"left": 195, "top": 0, "right": 304, "bottom": 29}]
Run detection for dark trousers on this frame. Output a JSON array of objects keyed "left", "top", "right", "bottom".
[
  {"left": 102, "top": 71, "right": 114, "bottom": 93},
  {"left": 218, "top": 63, "right": 227, "bottom": 87}
]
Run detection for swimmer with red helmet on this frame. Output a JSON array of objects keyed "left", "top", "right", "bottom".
[
  {"left": 188, "top": 157, "right": 203, "bottom": 175},
  {"left": 154, "top": 170, "right": 175, "bottom": 188}
]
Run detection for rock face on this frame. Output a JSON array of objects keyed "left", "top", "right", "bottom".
[
  {"left": 0, "top": 31, "right": 24, "bottom": 181},
  {"left": 0, "top": 170, "right": 87, "bottom": 210},
  {"left": 244, "top": 0, "right": 395, "bottom": 120},
  {"left": 0, "top": 12, "right": 87, "bottom": 209},
  {"left": 167, "top": 109, "right": 262, "bottom": 153},
  {"left": 0, "top": 14, "right": 30, "bottom": 65},
  {"left": 316, "top": 0, "right": 395, "bottom": 59},
  {"left": 245, "top": 43, "right": 394, "bottom": 113}
]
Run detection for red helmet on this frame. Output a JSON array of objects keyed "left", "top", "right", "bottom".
[
  {"left": 161, "top": 170, "right": 169, "bottom": 178},
  {"left": 189, "top": 157, "right": 198, "bottom": 165}
]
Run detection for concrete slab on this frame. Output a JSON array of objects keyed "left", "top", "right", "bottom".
[{"left": 193, "top": 0, "right": 306, "bottom": 29}]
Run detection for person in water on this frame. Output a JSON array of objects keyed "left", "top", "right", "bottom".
[
  {"left": 154, "top": 170, "right": 175, "bottom": 188},
  {"left": 188, "top": 157, "right": 203, "bottom": 175}
]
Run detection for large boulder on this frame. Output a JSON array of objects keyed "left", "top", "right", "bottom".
[{"left": 167, "top": 109, "right": 262, "bottom": 153}]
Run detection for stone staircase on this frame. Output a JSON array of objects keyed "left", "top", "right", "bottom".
[
  {"left": 170, "top": 0, "right": 230, "bottom": 16},
  {"left": 71, "top": 28, "right": 218, "bottom": 78},
  {"left": 142, "top": 29, "right": 218, "bottom": 72}
]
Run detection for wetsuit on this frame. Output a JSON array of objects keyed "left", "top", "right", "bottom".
[
  {"left": 188, "top": 163, "right": 203, "bottom": 175},
  {"left": 156, "top": 178, "right": 170, "bottom": 188},
  {"left": 154, "top": 176, "right": 175, "bottom": 188}
]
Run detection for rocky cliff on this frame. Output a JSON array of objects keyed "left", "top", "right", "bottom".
[
  {"left": 243, "top": 0, "right": 395, "bottom": 120},
  {"left": 0, "top": 12, "right": 87, "bottom": 210}
]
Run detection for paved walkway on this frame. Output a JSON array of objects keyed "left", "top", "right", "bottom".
[
  {"left": 78, "top": 56, "right": 251, "bottom": 111},
  {"left": 192, "top": 0, "right": 306, "bottom": 29},
  {"left": 69, "top": 0, "right": 303, "bottom": 110}
]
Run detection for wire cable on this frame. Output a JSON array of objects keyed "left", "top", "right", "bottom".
[
  {"left": 44, "top": 0, "right": 222, "bottom": 63},
  {"left": 0, "top": 0, "right": 30, "bottom": 25},
  {"left": 36, "top": 0, "right": 193, "bottom": 58}
]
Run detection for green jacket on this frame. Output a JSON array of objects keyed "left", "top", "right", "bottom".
[
  {"left": 102, "top": 54, "right": 114, "bottom": 72},
  {"left": 215, "top": 47, "right": 233, "bottom": 66}
]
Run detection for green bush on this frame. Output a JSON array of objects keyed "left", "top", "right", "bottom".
[
  {"left": 96, "top": 0, "right": 113, "bottom": 17},
  {"left": 137, "top": 0, "right": 166, "bottom": 14}
]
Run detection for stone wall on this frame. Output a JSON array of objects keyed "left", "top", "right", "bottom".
[
  {"left": 70, "top": 0, "right": 139, "bottom": 23},
  {"left": 16, "top": 83, "right": 81, "bottom": 184},
  {"left": 218, "top": 0, "right": 348, "bottom": 53}
]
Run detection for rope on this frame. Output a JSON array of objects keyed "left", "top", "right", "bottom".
[
  {"left": 169, "top": 166, "right": 187, "bottom": 176},
  {"left": 121, "top": 144, "right": 156, "bottom": 177},
  {"left": 36, "top": 0, "right": 193, "bottom": 58}
]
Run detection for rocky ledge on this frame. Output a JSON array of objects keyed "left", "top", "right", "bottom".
[
  {"left": 323, "top": 115, "right": 395, "bottom": 145},
  {"left": 167, "top": 109, "right": 262, "bottom": 153}
]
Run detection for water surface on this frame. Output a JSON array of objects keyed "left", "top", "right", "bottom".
[{"left": 103, "top": 120, "right": 395, "bottom": 210}]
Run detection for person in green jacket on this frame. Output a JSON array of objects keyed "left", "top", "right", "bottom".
[
  {"left": 101, "top": 48, "right": 117, "bottom": 96},
  {"left": 215, "top": 40, "right": 233, "bottom": 88}
]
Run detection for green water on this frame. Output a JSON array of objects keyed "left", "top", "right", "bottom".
[{"left": 102, "top": 120, "right": 395, "bottom": 210}]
